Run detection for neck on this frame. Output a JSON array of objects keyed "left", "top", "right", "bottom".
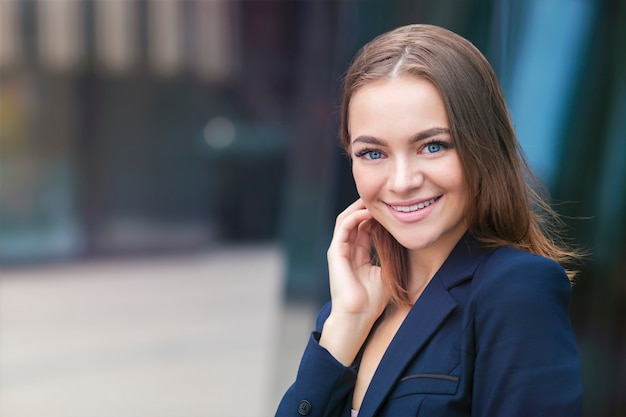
[{"left": 406, "top": 228, "right": 467, "bottom": 301}]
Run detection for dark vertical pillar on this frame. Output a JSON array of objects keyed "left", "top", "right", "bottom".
[{"left": 281, "top": 1, "right": 346, "bottom": 304}]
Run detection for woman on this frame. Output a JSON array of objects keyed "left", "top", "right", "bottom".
[{"left": 275, "top": 24, "right": 582, "bottom": 417}]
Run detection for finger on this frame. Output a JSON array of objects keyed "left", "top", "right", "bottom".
[
  {"left": 335, "top": 198, "right": 367, "bottom": 225},
  {"left": 334, "top": 199, "right": 369, "bottom": 236},
  {"left": 352, "top": 219, "right": 374, "bottom": 265},
  {"left": 332, "top": 207, "right": 372, "bottom": 247}
]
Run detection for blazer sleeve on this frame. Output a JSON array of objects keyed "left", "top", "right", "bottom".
[
  {"left": 470, "top": 249, "right": 583, "bottom": 417},
  {"left": 274, "top": 302, "right": 357, "bottom": 417}
]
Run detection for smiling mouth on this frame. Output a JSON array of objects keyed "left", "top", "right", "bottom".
[{"left": 390, "top": 197, "right": 440, "bottom": 213}]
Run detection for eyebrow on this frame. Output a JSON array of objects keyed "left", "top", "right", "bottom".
[{"left": 351, "top": 127, "right": 451, "bottom": 146}]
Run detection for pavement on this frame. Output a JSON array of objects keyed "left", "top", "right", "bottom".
[{"left": 0, "top": 245, "right": 317, "bottom": 417}]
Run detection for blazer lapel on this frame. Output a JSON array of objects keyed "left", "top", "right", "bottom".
[
  {"left": 356, "top": 234, "right": 487, "bottom": 417},
  {"left": 357, "top": 274, "right": 457, "bottom": 417}
]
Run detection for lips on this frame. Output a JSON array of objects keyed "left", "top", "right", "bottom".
[{"left": 390, "top": 196, "right": 440, "bottom": 213}]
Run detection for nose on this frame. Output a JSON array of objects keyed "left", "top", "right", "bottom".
[{"left": 388, "top": 157, "right": 423, "bottom": 194}]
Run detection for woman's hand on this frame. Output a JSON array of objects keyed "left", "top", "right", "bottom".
[
  {"left": 327, "top": 198, "right": 388, "bottom": 317},
  {"left": 320, "top": 199, "right": 389, "bottom": 365}
]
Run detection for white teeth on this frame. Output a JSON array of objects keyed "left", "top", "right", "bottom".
[{"left": 392, "top": 198, "right": 437, "bottom": 213}]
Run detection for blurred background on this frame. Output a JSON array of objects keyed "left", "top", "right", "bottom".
[{"left": 0, "top": 0, "right": 624, "bottom": 416}]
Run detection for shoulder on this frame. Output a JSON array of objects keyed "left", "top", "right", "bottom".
[
  {"left": 479, "top": 245, "right": 566, "bottom": 277},
  {"left": 470, "top": 246, "right": 572, "bottom": 318},
  {"left": 473, "top": 246, "right": 570, "bottom": 294},
  {"left": 470, "top": 247, "right": 571, "bottom": 323},
  {"left": 468, "top": 246, "right": 583, "bottom": 416}
]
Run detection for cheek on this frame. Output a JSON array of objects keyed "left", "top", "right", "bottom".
[
  {"left": 435, "top": 158, "right": 465, "bottom": 190},
  {"left": 442, "top": 171, "right": 465, "bottom": 192},
  {"left": 352, "top": 165, "right": 378, "bottom": 200},
  {"left": 443, "top": 166, "right": 469, "bottom": 208}
]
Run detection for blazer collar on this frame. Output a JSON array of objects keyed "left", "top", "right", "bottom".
[
  {"left": 357, "top": 234, "right": 488, "bottom": 417},
  {"left": 437, "top": 233, "right": 489, "bottom": 289}
]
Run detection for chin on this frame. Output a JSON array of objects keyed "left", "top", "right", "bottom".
[
  {"left": 393, "top": 234, "right": 438, "bottom": 251},
  {"left": 384, "top": 224, "right": 467, "bottom": 253},
  {"left": 378, "top": 225, "right": 433, "bottom": 249}
]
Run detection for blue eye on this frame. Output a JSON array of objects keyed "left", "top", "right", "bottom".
[
  {"left": 426, "top": 143, "right": 442, "bottom": 153},
  {"left": 355, "top": 148, "right": 384, "bottom": 160},
  {"left": 366, "top": 150, "right": 383, "bottom": 160}
]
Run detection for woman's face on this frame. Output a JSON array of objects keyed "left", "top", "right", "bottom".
[{"left": 348, "top": 76, "right": 468, "bottom": 253}]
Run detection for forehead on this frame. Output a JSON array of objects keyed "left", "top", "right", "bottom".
[{"left": 348, "top": 76, "right": 449, "bottom": 141}]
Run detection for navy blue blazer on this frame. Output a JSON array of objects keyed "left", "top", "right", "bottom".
[{"left": 275, "top": 235, "right": 582, "bottom": 417}]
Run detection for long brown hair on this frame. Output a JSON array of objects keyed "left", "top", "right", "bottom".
[{"left": 340, "top": 24, "right": 580, "bottom": 306}]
